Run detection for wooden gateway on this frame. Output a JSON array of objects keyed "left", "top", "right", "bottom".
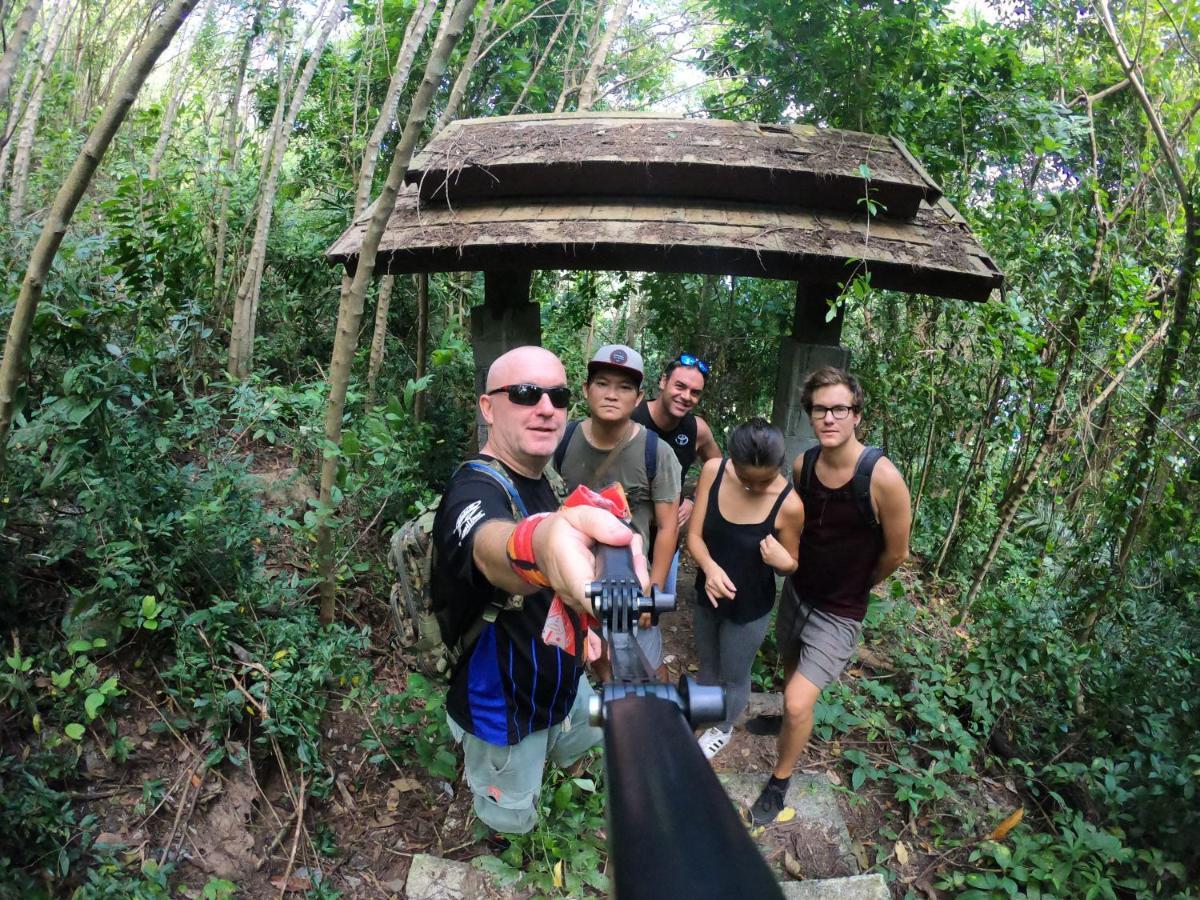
[{"left": 326, "top": 113, "right": 1002, "bottom": 453}]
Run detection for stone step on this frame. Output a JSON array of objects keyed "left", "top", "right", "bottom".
[
  {"left": 405, "top": 853, "right": 510, "bottom": 900},
  {"left": 781, "top": 874, "right": 890, "bottom": 900},
  {"left": 719, "top": 773, "right": 858, "bottom": 881},
  {"left": 745, "top": 690, "right": 783, "bottom": 720}
]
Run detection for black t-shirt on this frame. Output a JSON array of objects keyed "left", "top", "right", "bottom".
[
  {"left": 632, "top": 399, "right": 699, "bottom": 487},
  {"left": 431, "top": 455, "right": 584, "bottom": 746}
]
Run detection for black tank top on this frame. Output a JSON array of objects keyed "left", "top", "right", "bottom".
[
  {"left": 695, "top": 460, "right": 793, "bottom": 623},
  {"left": 632, "top": 399, "right": 698, "bottom": 486},
  {"left": 791, "top": 452, "right": 885, "bottom": 622}
]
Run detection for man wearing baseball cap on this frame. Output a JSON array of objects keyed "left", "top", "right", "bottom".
[{"left": 553, "top": 344, "right": 682, "bottom": 678}]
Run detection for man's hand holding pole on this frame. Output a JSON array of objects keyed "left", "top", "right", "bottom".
[{"left": 532, "top": 506, "right": 650, "bottom": 617}]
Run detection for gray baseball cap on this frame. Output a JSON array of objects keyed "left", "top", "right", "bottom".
[{"left": 587, "top": 344, "right": 644, "bottom": 385}]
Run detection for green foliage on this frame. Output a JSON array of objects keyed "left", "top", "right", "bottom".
[
  {"left": 364, "top": 672, "right": 458, "bottom": 780},
  {"left": 475, "top": 760, "right": 609, "bottom": 896}
]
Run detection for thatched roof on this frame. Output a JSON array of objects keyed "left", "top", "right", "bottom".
[{"left": 326, "top": 113, "right": 1002, "bottom": 301}]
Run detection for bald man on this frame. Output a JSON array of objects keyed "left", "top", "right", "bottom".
[{"left": 432, "top": 346, "right": 647, "bottom": 838}]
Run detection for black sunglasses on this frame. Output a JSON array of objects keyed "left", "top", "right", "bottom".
[
  {"left": 487, "top": 383, "right": 572, "bottom": 408},
  {"left": 675, "top": 353, "right": 711, "bottom": 376}
]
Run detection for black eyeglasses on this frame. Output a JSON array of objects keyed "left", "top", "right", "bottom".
[
  {"left": 674, "top": 353, "right": 711, "bottom": 375},
  {"left": 809, "top": 404, "right": 858, "bottom": 420},
  {"left": 487, "top": 384, "right": 572, "bottom": 408}
]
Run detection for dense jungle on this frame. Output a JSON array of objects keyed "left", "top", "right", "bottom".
[{"left": 0, "top": 0, "right": 1197, "bottom": 896}]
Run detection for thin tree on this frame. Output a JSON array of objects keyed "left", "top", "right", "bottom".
[
  {"left": 0, "top": 0, "right": 41, "bottom": 113},
  {"left": 0, "top": 0, "right": 202, "bottom": 466},
  {"left": 429, "top": 0, "right": 495, "bottom": 136},
  {"left": 353, "top": 0, "right": 439, "bottom": 403},
  {"left": 212, "top": 0, "right": 264, "bottom": 298},
  {"left": 227, "top": 0, "right": 343, "bottom": 379},
  {"left": 315, "top": 0, "right": 477, "bottom": 623},
  {"left": 575, "top": 0, "right": 628, "bottom": 110}
]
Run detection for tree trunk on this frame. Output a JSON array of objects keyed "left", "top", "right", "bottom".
[
  {"left": 316, "top": 0, "right": 476, "bottom": 623},
  {"left": 365, "top": 274, "right": 394, "bottom": 403},
  {"left": 575, "top": 0, "right": 629, "bottom": 110},
  {"left": 932, "top": 369, "right": 1004, "bottom": 577},
  {"left": 352, "top": 0, "right": 438, "bottom": 222},
  {"left": 552, "top": 1, "right": 586, "bottom": 112},
  {"left": 430, "top": 0, "right": 495, "bottom": 137},
  {"left": 413, "top": 272, "right": 429, "bottom": 423},
  {"left": 212, "top": 1, "right": 261, "bottom": 301},
  {"left": 227, "top": 0, "right": 342, "bottom": 379},
  {"left": 0, "top": 0, "right": 200, "bottom": 466},
  {"left": 2, "top": 0, "right": 70, "bottom": 202},
  {"left": 147, "top": 25, "right": 196, "bottom": 180},
  {"left": 962, "top": 348, "right": 1076, "bottom": 615},
  {"left": 354, "top": 0, "right": 439, "bottom": 403},
  {"left": 0, "top": 0, "right": 41, "bottom": 114}
]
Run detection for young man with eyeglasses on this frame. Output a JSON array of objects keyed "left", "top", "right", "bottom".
[
  {"left": 432, "top": 346, "right": 650, "bottom": 837},
  {"left": 749, "top": 366, "right": 911, "bottom": 825},
  {"left": 554, "top": 345, "right": 682, "bottom": 679}
]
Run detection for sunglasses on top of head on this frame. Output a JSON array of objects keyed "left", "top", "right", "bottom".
[
  {"left": 486, "top": 383, "right": 572, "bottom": 408},
  {"left": 675, "top": 353, "right": 711, "bottom": 376}
]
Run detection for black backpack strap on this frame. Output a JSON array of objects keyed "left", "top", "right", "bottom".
[
  {"left": 853, "top": 447, "right": 885, "bottom": 529},
  {"left": 643, "top": 426, "right": 658, "bottom": 486},
  {"left": 797, "top": 446, "right": 820, "bottom": 494},
  {"left": 553, "top": 419, "right": 581, "bottom": 473}
]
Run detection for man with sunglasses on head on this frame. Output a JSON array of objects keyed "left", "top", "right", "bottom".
[
  {"left": 554, "top": 345, "right": 682, "bottom": 680},
  {"left": 432, "top": 346, "right": 650, "bottom": 839},
  {"left": 749, "top": 366, "right": 911, "bottom": 825},
  {"left": 631, "top": 353, "right": 722, "bottom": 602}
]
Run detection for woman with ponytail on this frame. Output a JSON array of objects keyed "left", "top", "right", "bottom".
[{"left": 687, "top": 417, "right": 805, "bottom": 760}]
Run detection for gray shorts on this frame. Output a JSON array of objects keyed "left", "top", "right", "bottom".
[
  {"left": 448, "top": 675, "right": 603, "bottom": 834},
  {"left": 775, "top": 579, "right": 863, "bottom": 690}
]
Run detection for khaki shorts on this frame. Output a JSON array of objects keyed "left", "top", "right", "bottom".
[
  {"left": 775, "top": 580, "right": 863, "bottom": 691},
  {"left": 448, "top": 675, "right": 603, "bottom": 834}
]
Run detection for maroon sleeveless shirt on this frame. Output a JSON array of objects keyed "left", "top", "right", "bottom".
[{"left": 790, "top": 453, "right": 884, "bottom": 622}]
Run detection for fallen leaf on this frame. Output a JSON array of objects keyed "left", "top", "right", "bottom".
[
  {"left": 895, "top": 840, "right": 910, "bottom": 866},
  {"left": 989, "top": 806, "right": 1024, "bottom": 841},
  {"left": 93, "top": 832, "right": 127, "bottom": 848},
  {"left": 385, "top": 788, "right": 399, "bottom": 811},
  {"left": 391, "top": 777, "right": 422, "bottom": 793},
  {"left": 750, "top": 825, "right": 765, "bottom": 838},
  {"left": 269, "top": 875, "right": 311, "bottom": 893},
  {"left": 552, "top": 860, "right": 564, "bottom": 889},
  {"left": 782, "top": 850, "right": 804, "bottom": 879},
  {"left": 775, "top": 806, "right": 796, "bottom": 823},
  {"left": 851, "top": 840, "right": 870, "bottom": 871},
  {"left": 825, "top": 769, "right": 842, "bottom": 786}
]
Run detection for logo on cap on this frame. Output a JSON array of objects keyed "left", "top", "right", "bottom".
[{"left": 610, "top": 349, "right": 627, "bottom": 364}]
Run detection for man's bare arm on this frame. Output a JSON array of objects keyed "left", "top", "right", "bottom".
[
  {"left": 870, "top": 459, "right": 912, "bottom": 585},
  {"left": 694, "top": 417, "right": 722, "bottom": 463},
  {"left": 473, "top": 508, "right": 651, "bottom": 616}
]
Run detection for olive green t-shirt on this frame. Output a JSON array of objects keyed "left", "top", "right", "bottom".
[{"left": 554, "top": 423, "right": 682, "bottom": 550}]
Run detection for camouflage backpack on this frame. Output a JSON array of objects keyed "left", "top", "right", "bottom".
[{"left": 387, "top": 458, "right": 564, "bottom": 680}]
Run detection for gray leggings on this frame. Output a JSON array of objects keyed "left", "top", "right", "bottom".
[{"left": 693, "top": 601, "right": 773, "bottom": 732}]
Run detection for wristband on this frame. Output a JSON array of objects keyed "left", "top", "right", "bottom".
[{"left": 507, "top": 513, "right": 553, "bottom": 588}]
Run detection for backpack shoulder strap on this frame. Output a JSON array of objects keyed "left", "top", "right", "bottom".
[
  {"left": 797, "top": 446, "right": 820, "bottom": 494},
  {"left": 460, "top": 458, "right": 528, "bottom": 518},
  {"left": 853, "top": 447, "right": 885, "bottom": 529},
  {"left": 643, "top": 426, "right": 658, "bottom": 486},
  {"left": 553, "top": 419, "right": 581, "bottom": 473}
]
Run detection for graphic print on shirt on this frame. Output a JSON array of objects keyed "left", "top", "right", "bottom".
[{"left": 454, "top": 500, "right": 485, "bottom": 545}]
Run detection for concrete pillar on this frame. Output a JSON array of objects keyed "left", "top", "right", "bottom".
[
  {"left": 471, "top": 270, "right": 539, "bottom": 444},
  {"left": 771, "top": 281, "right": 850, "bottom": 468}
]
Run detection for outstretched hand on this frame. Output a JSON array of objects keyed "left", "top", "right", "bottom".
[{"left": 531, "top": 506, "right": 650, "bottom": 617}]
